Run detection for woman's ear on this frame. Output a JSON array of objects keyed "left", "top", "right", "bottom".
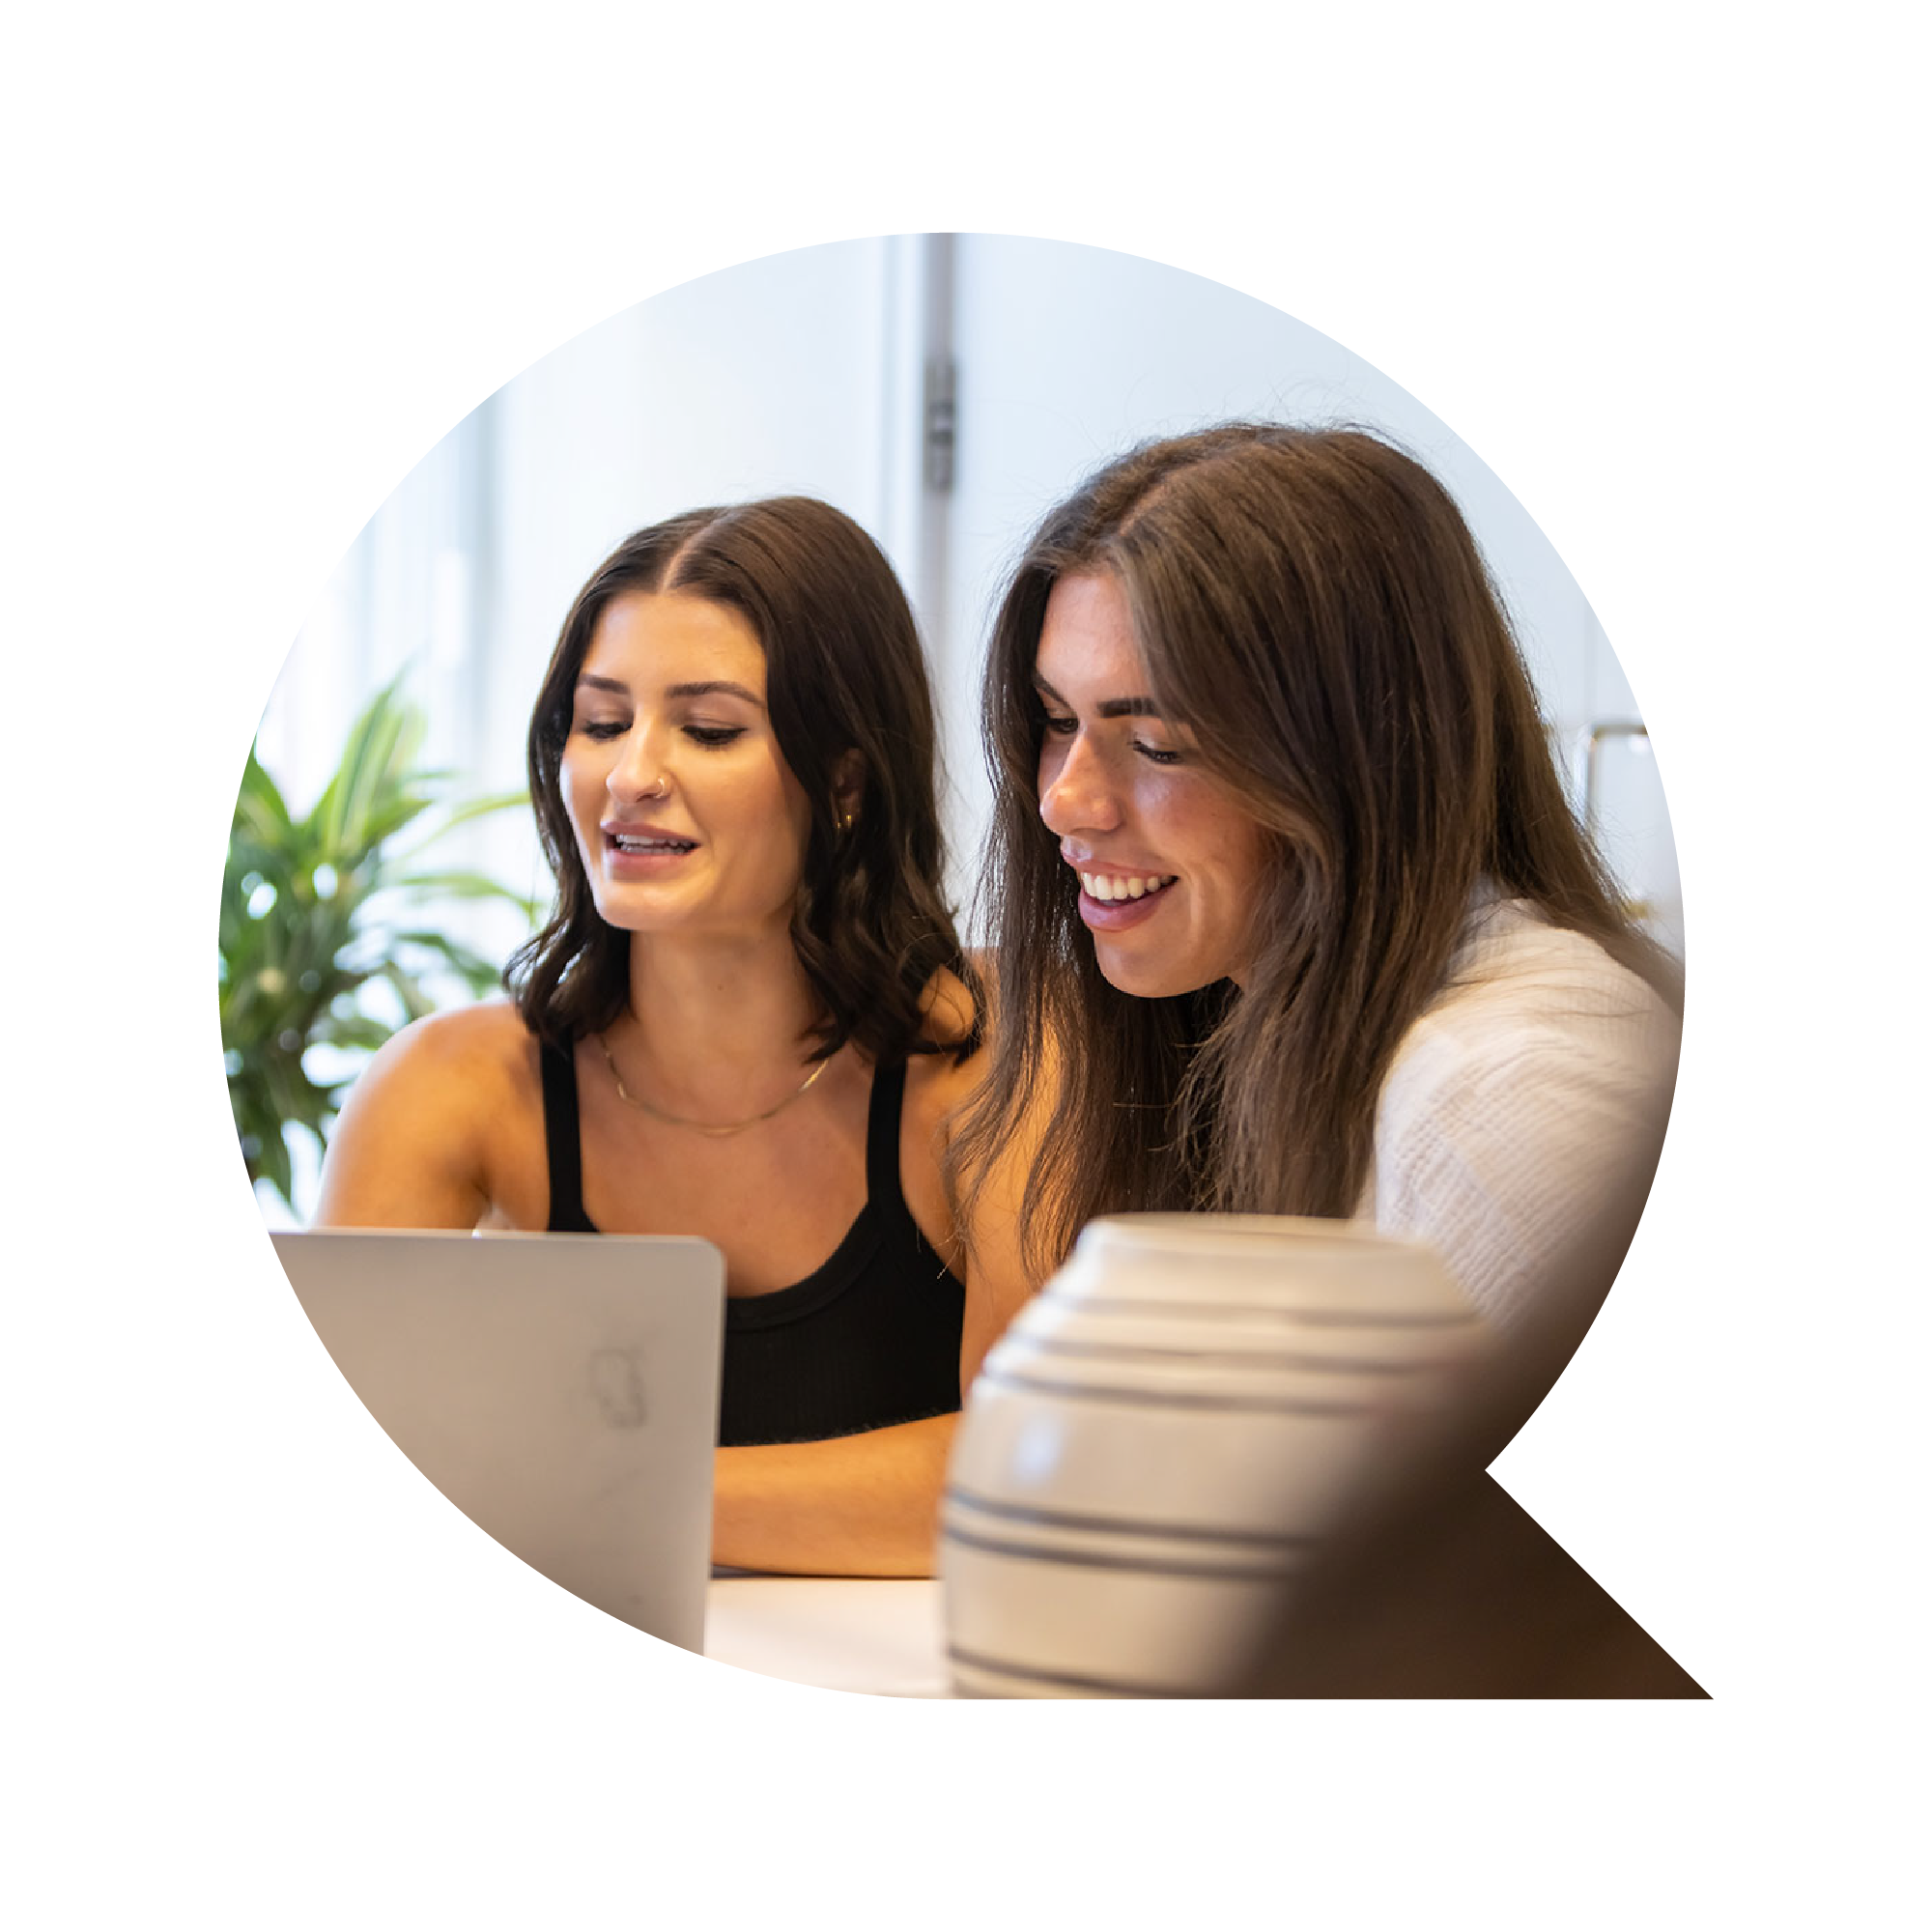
[{"left": 833, "top": 750, "right": 866, "bottom": 833}]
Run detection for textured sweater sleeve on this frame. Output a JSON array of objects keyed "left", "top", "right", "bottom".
[{"left": 1367, "top": 912, "right": 1680, "bottom": 1330}]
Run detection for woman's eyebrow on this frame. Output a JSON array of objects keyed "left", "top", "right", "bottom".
[
  {"left": 666, "top": 679, "right": 765, "bottom": 707},
  {"left": 1032, "top": 672, "right": 1159, "bottom": 720},
  {"left": 574, "top": 673, "right": 765, "bottom": 708}
]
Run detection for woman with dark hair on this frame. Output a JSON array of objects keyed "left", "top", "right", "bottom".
[
  {"left": 952, "top": 423, "right": 1681, "bottom": 1331},
  {"left": 317, "top": 497, "right": 1033, "bottom": 1575}
]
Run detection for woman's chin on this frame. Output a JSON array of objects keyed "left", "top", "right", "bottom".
[
  {"left": 1093, "top": 933, "right": 1240, "bottom": 1002},
  {"left": 1094, "top": 942, "right": 1187, "bottom": 1002}
]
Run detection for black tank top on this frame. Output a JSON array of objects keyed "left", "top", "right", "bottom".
[{"left": 539, "top": 1040, "right": 966, "bottom": 1447}]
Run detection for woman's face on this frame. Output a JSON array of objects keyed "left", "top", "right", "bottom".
[
  {"left": 560, "top": 590, "right": 811, "bottom": 944},
  {"left": 1034, "top": 572, "right": 1268, "bottom": 998}
]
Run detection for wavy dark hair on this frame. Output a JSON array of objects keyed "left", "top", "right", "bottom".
[
  {"left": 507, "top": 497, "right": 980, "bottom": 1066},
  {"left": 952, "top": 423, "right": 1678, "bottom": 1276}
]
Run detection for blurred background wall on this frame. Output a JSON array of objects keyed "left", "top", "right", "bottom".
[{"left": 252, "top": 233, "right": 1682, "bottom": 1218}]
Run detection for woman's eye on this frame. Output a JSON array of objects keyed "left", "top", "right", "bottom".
[
  {"left": 1041, "top": 714, "right": 1077, "bottom": 737},
  {"left": 684, "top": 724, "right": 746, "bottom": 748},
  {"left": 578, "top": 718, "right": 630, "bottom": 741},
  {"left": 1132, "top": 739, "right": 1182, "bottom": 766}
]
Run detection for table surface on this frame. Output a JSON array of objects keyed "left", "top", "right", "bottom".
[{"left": 702, "top": 1576, "right": 952, "bottom": 1697}]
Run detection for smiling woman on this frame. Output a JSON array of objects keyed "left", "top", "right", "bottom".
[
  {"left": 954, "top": 423, "right": 1683, "bottom": 1340},
  {"left": 312, "top": 497, "right": 1040, "bottom": 1577},
  {"left": 1033, "top": 571, "right": 1269, "bottom": 999}
]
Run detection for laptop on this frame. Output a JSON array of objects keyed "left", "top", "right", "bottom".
[{"left": 272, "top": 1229, "right": 725, "bottom": 1652}]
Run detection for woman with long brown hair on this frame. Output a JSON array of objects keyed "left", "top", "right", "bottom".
[
  {"left": 954, "top": 423, "right": 1680, "bottom": 1329},
  {"left": 316, "top": 496, "right": 1033, "bottom": 1575}
]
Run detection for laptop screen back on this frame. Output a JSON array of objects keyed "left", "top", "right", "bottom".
[{"left": 273, "top": 1229, "right": 724, "bottom": 1651}]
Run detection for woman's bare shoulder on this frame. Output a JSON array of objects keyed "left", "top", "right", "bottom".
[
  {"left": 906, "top": 967, "right": 991, "bottom": 1114},
  {"left": 395, "top": 998, "right": 536, "bottom": 1064},
  {"left": 356, "top": 1000, "right": 541, "bottom": 1102},
  {"left": 920, "top": 964, "right": 982, "bottom": 1042},
  {"left": 412, "top": 999, "right": 533, "bottom": 1053},
  {"left": 316, "top": 1002, "right": 544, "bottom": 1228}
]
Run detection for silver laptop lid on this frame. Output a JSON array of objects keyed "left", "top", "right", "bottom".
[{"left": 273, "top": 1230, "right": 724, "bottom": 1652}]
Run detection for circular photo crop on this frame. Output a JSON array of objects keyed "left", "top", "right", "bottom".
[{"left": 227, "top": 234, "right": 1688, "bottom": 1695}]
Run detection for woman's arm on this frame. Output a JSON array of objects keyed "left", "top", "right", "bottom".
[
  {"left": 311, "top": 1005, "right": 532, "bottom": 1229},
  {"left": 939, "top": 956, "right": 1061, "bottom": 1389},
  {"left": 1371, "top": 952, "right": 1679, "bottom": 1330},
  {"left": 710, "top": 1416, "right": 959, "bottom": 1576},
  {"left": 953, "top": 1069, "right": 1047, "bottom": 1393}
]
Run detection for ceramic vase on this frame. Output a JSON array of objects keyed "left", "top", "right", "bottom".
[{"left": 940, "top": 1213, "right": 1490, "bottom": 1697}]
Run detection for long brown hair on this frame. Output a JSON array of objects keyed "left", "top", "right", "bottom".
[
  {"left": 954, "top": 423, "right": 1676, "bottom": 1277},
  {"left": 507, "top": 497, "right": 980, "bottom": 1065}
]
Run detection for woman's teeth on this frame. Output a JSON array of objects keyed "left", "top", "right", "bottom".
[
  {"left": 613, "top": 834, "right": 694, "bottom": 853},
  {"left": 1080, "top": 871, "right": 1175, "bottom": 902}
]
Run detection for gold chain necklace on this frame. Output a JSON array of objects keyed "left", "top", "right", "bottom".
[{"left": 595, "top": 1032, "right": 831, "bottom": 1137}]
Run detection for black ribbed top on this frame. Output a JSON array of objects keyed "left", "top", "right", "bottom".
[{"left": 540, "top": 1040, "right": 965, "bottom": 1446}]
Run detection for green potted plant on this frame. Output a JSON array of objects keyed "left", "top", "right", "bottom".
[{"left": 220, "top": 668, "right": 536, "bottom": 1209}]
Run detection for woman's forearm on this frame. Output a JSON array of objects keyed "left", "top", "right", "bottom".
[{"left": 711, "top": 1413, "right": 958, "bottom": 1577}]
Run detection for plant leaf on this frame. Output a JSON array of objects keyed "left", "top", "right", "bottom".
[{"left": 223, "top": 658, "right": 535, "bottom": 1208}]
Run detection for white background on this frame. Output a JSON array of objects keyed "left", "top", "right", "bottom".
[{"left": 4, "top": 3, "right": 1922, "bottom": 1925}]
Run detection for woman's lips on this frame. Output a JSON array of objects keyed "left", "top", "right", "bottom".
[
  {"left": 1076, "top": 874, "right": 1177, "bottom": 931},
  {"left": 603, "top": 827, "right": 697, "bottom": 876}
]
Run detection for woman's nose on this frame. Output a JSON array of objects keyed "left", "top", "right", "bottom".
[
  {"left": 608, "top": 724, "right": 669, "bottom": 802},
  {"left": 1038, "top": 733, "right": 1122, "bottom": 836}
]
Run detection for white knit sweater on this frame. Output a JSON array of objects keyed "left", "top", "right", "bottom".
[{"left": 1361, "top": 896, "right": 1681, "bottom": 1330}]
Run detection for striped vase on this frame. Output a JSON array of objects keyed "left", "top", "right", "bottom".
[{"left": 940, "top": 1213, "right": 1490, "bottom": 1697}]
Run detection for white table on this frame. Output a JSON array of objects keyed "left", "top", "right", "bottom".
[{"left": 703, "top": 1577, "right": 952, "bottom": 1697}]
